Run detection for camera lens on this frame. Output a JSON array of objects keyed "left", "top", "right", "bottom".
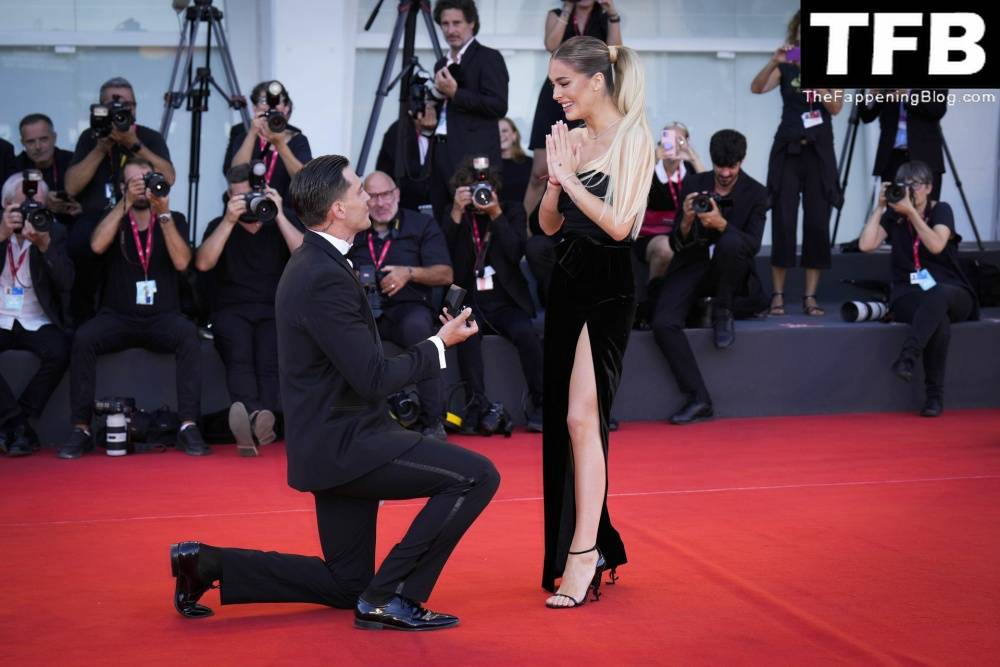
[
  {"left": 25, "top": 207, "right": 53, "bottom": 233},
  {"left": 692, "top": 194, "right": 713, "bottom": 214},
  {"left": 266, "top": 110, "right": 288, "bottom": 133},
  {"left": 472, "top": 183, "right": 492, "bottom": 207},
  {"left": 246, "top": 193, "right": 277, "bottom": 223},
  {"left": 143, "top": 172, "right": 171, "bottom": 197},
  {"left": 886, "top": 184, "right": 907, "bottom": 204}
]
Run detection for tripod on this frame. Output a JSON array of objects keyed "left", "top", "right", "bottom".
[
  {"left": 161, "top": 0, "right": 249, "bottom": 244},
  {"left": 356, "top": 0, "right": 444, "bottom": 176},
  {"left": 830, "top": 90, "right": 984, "bottom": 251}
]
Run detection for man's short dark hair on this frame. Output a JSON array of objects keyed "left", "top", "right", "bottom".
[
  {"left": 709, "top": 129, "right": 747, "bottom": 168},
  {"left": 100, "top": 77, "right": 135, "bottom": 101},
  {"left": 19, "top": 113, "right": 54, "bottom": 132},
  {"left": 120, "top": 156, "right": 154, "bottom": 184},
  {"left": 289, "top": 155, "right": 351, "bottom": 228},
  {"left": 227, "top": 163, "right": 251, "bottom": 185},
  {"left": 434, "top": 0, "right": 480, "bottom": 35}
]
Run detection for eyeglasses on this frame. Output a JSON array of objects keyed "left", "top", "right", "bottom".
[
  {"left": 902, "top": 179, "right": 931, "bottom": 188},
  {"left": 366, "top": 187, "right": 398, "bottom": 202}
]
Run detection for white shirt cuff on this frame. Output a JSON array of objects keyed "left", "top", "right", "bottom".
[{"left": 428, "top": 336, "right": 447, "bottom": 369}]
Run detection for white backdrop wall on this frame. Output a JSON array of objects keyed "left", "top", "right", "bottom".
[{"left": 1, "top": 0, "right": 997, "bottom": 243}]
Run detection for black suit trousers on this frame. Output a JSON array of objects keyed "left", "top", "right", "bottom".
[
  {"left": 651, "top": 236, "right": 754, "bottom": 403},
  {"left": 211, "top": 303, "right": 279, "bottom": 414},
  {"left": 0, "top": 322, "right": 70, "bottom": 424},
  {"left": 219, "top": 437, "right": 500, "bottom": 607},
  {"left": 377, "top": 302, "right": 445, "bottom": 425}
]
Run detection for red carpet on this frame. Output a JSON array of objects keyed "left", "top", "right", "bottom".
[{"left": 2, "top": 411, "right": 999, "bottom": 666}]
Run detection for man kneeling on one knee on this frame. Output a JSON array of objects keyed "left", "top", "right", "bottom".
[
  {"left": 651, "top": 129, "right": 768, "bottom": 425},
  {"left": 59, "top": 157, "right": 209, "bottom": 458}
]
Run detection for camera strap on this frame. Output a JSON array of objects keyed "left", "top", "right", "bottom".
[
  {"left": 907, "top": 207, "right": 934, "bottom": 272},
  {"left": 6, "top": 240, "right": 30, "bottom": 287},
  {"left": 367, "top": 231, "right": 392, "bottom": 271},
  {"left": 128, "top": 210, "right": 156, "bottom": 278},
  {"left": 256, "top": 139, "right": 280, "bottom": 185},
  {"left": 468, "top": 213, "right": 491, "bottom": 277}
]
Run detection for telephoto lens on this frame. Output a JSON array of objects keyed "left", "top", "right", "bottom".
[
  {"left": 143, "top": 171, "right": 171, "bottom": 197},
  {"left": 105, "top": 413, "right": 130, "bottom": 457},
  {"left": 244, "top": 192, "right": 278, "bottom": 223},
  {"left": 840, "top": 301, "right": 889, "bottom": 322}
]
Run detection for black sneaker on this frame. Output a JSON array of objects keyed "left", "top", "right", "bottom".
[
  {"left": 7, "top": 421, "right": 39, "bottom": 457},
  {"left": 58, "top": 427, "right": 94, "bottom": 460},
  {"left": 177, "top": 424, "right": 211, "bottom": 456}
]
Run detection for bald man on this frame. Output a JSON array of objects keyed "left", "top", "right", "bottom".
[{"left": 347, "top": 171, "right": 454, "bottom": 440}]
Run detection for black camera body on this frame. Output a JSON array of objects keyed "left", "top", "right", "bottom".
[
  {"left": 19, "top": 170, "right": 54, "bottom": 233},
  {"left": 143, "top": 171, "right": 170, "bottom": 198},
  {"left": 692, "top": 192, "right": 731, "bottom": 214},
  {"left": 263, "top": 81, "right": 288, "bottom": 133},
  {"left": 94, "top": 396, "right": 137, "bottom": 416},
  {"left": 409, "top": 72, "right": 432, "bottom": 118},
  {"left": 89, "top": 97, "right": 134, "bottom": 138},
  {"left": 469, "top": 156, "right": 493, "bottom": 208},
  {"left": 886, "top": 182, "right": 909, "bottom": 204},
  {"left": 359, "top": 265, "right": 387, "bottom": 318},
  {"left": 240, "top": 160, "right": 278, "bottom": 223},
  {"left": 387, "top": 389, "right": 421, "bottom": 428}
]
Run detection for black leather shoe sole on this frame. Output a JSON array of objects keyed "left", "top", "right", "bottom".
[
  {"left": 170, "top": 542, "right": 214, "bottom": 619},
  {"left": 353, "top": 617, "right": 459, "bottom": 631}
]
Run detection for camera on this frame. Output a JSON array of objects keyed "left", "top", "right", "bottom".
[
  {"left": 885, "top": 182, "right": 908, "bottom": 204},
  {"left": 263, "top": 81, "right": 288, "bottom": 133},
  {"left": 469, "top": 157, "right": 493, "bottom": 208},
  {"left": 359, "top": 265, "right": 386, "bottom": 319},
  {"left": 19, "top": 170, "right": 54, "bottom": 233},
  {"left": 387, "top": 389, "right": 421, "bottom": 428},
  {"left": 408, "top": 71, "right": 432, "bottom": 118},
  {"left": 94, "top": 396, "right": 137, "bottom": 457},
  {"left": 143, "top": 171, "right": 170, "bottom": 197},
  {"left": 841, "top": 300, "right": 889, "bottom": 323},
  {"left": 89, "top": 96, "right": 134, "bottom": 138},
  {"left": 476, "top": 402, "right": 514, "bottom": 438},
  {"left": 241, "top": 160, "right": 278, "bottom": 223},
  {"left": 692, "top": 192, "right": 730, "bottom": 214}
]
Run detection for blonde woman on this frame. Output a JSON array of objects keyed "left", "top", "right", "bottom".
[{"left": 539, "top": 36, "right": 654, "bottom": 608}]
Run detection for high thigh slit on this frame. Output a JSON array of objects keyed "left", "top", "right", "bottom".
[{"left": 541, "top": 172, "right": 635, "bottom": 592}]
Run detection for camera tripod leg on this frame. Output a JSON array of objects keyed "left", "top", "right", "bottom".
[
  {"left": 941, "top": 133, "right": 984, "bottom": 251},
  {"left": 357, "top": 8, "right": 408, "bottom": 174},
  {"left": 211, "top": 13, "right": 251, "bottom": 129}
]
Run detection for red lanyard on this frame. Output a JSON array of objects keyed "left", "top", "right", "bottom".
[
  {"left": 367, "top": 232, "right": 392, "bottom": 270},
  {"left": 907, "top": 209, "right": 932, "bottom": 271},
  {"left": 467, "top": 213, "right": 489, "bottom": 276},
  {"left": 257, "top": 139, "right": 280, "bottom": 185},
  {"left": 128, "top": 211, "right": 156, "bottom": 277},
  {"left": 6, "top": 241, "right": 30, "bottom": 285},
  {"left": 666, "top": 173, "right": 681, "bottom": 211}
]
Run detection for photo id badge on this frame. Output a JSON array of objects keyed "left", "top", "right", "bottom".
[
  {"left": 135, "top": 279, "right": 157, "bottom": 305},
  {"left": 3, "top": 286, "right": 25, "bottom": 313},
  {"left": 909, "top": 269, "right": 937, "bottom": 291},
  {"left": 802, "top": 110, "right": 823, "bottom": 129},
  {"left": 476, "top": 265, "right": 496, "bottom": 291}
]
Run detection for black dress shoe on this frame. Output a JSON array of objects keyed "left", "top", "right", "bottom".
[
  {"left": 892, "top": 349, "right": 919, "bottom": 382},
  {"left": 713, "top": 308, "right": 735, "bottom": 350},
  {"left": 669, "top": 400, "right": 714, "bottom": 425},
  {"left": 920, "top": 396, "right": 943, "bottom": 417},
  {"left": 354, "top": 595, "right": 459, "bottom": 631},
  {"left": 170, "top": 541, "right": 216, "bottom": 618},
  {"left": 58, "top": 427, "right": 93, "bottom": 459},
  {"left": 7, "top": 422, "right": 39, "bottom": 457},
  {"left": 525, "top": 403, "right": 543, "bottom": 433},
  {"left": 177, "top": 425, "right": 211, "bottom": 456}
]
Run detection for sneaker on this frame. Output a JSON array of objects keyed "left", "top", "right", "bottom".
[
  {"left": 177, "top": 424, "right": 211, "bottom": 456},
  {"left": 58, "top": 427, "right": 94, "bottom": 460}
]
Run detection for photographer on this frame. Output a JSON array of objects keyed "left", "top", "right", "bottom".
[
  {"left": 442, "top": 157, "right": 543, "bottom": 432},
  {"left": 64, "top": 77, "right": 175, "bottom": 216},
  {"left": 346, "top": 171, "right": 454, "bottom": 440},
  {"left": 14, "top": 114, "right": 82, "bottom": 225},
  {"left": 224, "top": 80, "right": 312, "bottom": 201},
  {"left": 429, "top": 0, "right": 510, "bottom": 220},
  {"left": 651, "top": 129, "right": 768, "bottom": 425},
  {"left": 376, "top": 101, "right": 438, "bottom": 213},
  {"left": 195, "top": 164, "right": 304, "bottom": 455},
  {"left": 58, "top": 158, "right": 208, "bottom": 459},
  {"left": 858, "top": 161, "right": 978, "bottom": 417},
  {"left": 0, "top": 172, "right": 73, "bottom": 457}
]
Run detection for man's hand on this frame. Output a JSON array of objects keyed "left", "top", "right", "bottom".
[
  {"left": 437, "top": 307, "right": 478, "bottom": 347},
  {"left": 473, "top": 188, "right": 502, "bottom": 220},
  {"left": 416, "top": 102, "right": 439, "bottom": 132},
  {"left": 22, "top": 221, "right": 51, "bottom": 253},
  {"left": 380, "top": 265, "right": 413, "bottom": 298},
  {"left": 122, "top": 176, "right": 146, "bottom": 210},
  {"left": 451, "top": 186, "right": 473, "bottom": 223},
  {"left": 252, "top": 115, "right": 287, "bottom": 147},
  {"left": 679, "top": 191, "right": 698, "bottom": 236},
  {"left": 46, "top": 191, "right": 83, "bottom": 217},
  {"left": 435, "top": 67, "right": 459, "bottom": 99},
  {"left": 888, "top": 188, "right": 916, "bottom": 217},
  {"left": 697, "top": 197, "right": 727, "bottom": 232},
  {"left": 223, "top": 193, "right": 248, "bottom": 224},
  {"left": 150, "top": 192, "right": 171, "bottom": 218},
  {"left": 1, "top": 204, "right": 23, "bottom": 242}
]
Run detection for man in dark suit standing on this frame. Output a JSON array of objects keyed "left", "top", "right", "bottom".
[
  {"left": 169, "top": 155, "right": 498, "bottom": 632},
  {"left": 859, "top": 90, "right": 948, "bottom": 201},
  {"left": 429, "top": 0, "right": 509, "bottom": 220}
]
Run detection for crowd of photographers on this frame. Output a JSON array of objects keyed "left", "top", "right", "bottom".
[{"left": 0, "top": 0, "right": 983, "bottom": 459}]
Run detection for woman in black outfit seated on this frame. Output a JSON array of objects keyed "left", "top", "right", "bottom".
[
  {"left": 539, "top": 37, "right": 653, "bottom": 608},
  {"left": 223, "top": 81, "right": 313, "bottom": 200},
  {"left": 858, "top": 161, "right": 979, "bottom": 417},
  {"left": 523, "top": 0, "right": 622, "bottom": 218}
]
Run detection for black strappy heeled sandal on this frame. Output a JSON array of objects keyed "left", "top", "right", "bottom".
[
  {"left": 769, "top": 292, "right": 786, "bottom": 316},
  {"left": 545, "top": 545, "right": 607, "bottom": 609},
  {"left": 803, "top": 294, "right": 825, "bottom": 316}
]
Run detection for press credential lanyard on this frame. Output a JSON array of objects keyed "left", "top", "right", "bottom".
[
  {"left": 128, "top": 210, "right": 156, "bottom": 279},
  {"left": 7, "top": 241, "right": 30, "bottom": 287}
]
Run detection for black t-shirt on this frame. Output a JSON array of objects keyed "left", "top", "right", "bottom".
[
  {"left": 346, "top": 209, "right": 451, "bottom": 307},
  {"left": 776, "top": 63, "right": 832, "bottom": 142},
  {"left": 99, "top": 211, "right": 188, "bottom": 317},
  {"left": 501, "top": 158, "right": 531, "bottom": 207},
  {"left": 879, "top": 201, "right": 964, "bottom": 288},
  {"left": 69, "top": 125, "right": 172, "bottom": 216},
  {"left": 223, "top": 124, "right": 312, "bottom": 200},
  {"left": 202, "top": 214, "right": 303, "bottom": 310},
  {"left": 15, "top": 148, "right": 77, "bottom": 227}
]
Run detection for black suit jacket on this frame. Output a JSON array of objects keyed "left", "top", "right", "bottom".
[
  {"left": 0, "top": 221, "right": 74, "bottom": 330},
  {"left": 433, "top": 40, "right": 509, "bottom": 171},
  {"left": 0, "top": 138, "right": 15, "bottom": 184},
  {"left": 669, "top": 170, "right": 769, "bottom": 269},
  {"left": 858, "top": 90, "right": 947, "bottom": 175},
  {"left": 275, "top": 231, "right": 441, "bottom": 492},
  {"left": 441, "top": 202, "right": 534, "bottom": 317},
  {"left": 376, "top": 120, "right": 433, "bottom": 211}
]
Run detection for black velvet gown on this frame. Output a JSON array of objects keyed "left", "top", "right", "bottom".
[{"left": 541, "top": 172, "right": 634, "bottom": 592}]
